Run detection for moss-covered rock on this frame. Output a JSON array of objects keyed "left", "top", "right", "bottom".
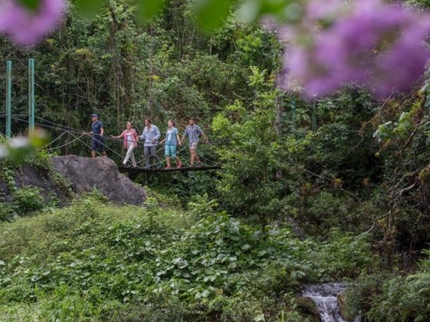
[{"left": 293, "top": 296, "right": 320, "bottom": 322}]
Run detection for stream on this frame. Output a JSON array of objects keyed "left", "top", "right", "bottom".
[{"left": 302, "top": 283, "right": 351, "bottom": 322}]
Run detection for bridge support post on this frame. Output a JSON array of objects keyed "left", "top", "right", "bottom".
[
  {"left": 28, "top": 58, "right": 35, "bottom": 137},
  {"left": 6, "top": 61, "right": 12, "bottom": 138}
]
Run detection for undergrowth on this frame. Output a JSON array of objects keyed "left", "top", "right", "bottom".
[{"left": 0, "top": 193, "right": 376, "bottom": 321}]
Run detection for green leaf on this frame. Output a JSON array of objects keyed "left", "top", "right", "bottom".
[
  {"left": 242, "top": 244, "right": 251, "bottom": 250},
  {"left": 17, "top": 0, "right": 40, "bottom": 10},
  {"left": 254, "top": 313, "right": 266, "bottom": 322},
  {"left": 257, "top": 250, "right": 267, "bottom": 257},
  {"left": 216, "top": 254, "right": 228, "bottom": 262},
  {"left": 73, "top": 0, "right": 106, "bottom": 18},
  {"left": 136, "top": 0, "right": 165, "bottom": 19},
  {"left": 194, "top": 0, "right": 233, "bottom": 30},
  {"left": 178, "top": 260, "right": 189, "bottom": 269}
]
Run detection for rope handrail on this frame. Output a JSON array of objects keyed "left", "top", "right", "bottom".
[
  {"left": 9, "top": 115, "right": 225, "bottom": 170},
  {"left": 37, "top": 130, "right": 68, "bottom": 150}
]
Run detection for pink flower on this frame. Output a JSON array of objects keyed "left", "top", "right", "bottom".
[
  {"left": 0, "top": 0, "right": 67, "bottom": 46},
  {"left": 278, "top": 0, "right": 430, "bottom": 98}
]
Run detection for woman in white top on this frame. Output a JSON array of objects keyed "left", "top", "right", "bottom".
[{"left": 111, "top": 121, "right": 138, "bottom": 167}]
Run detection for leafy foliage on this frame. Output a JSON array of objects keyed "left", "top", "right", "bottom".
[{"left": 0, "top": 197, "right": 375, "bottom": 321}]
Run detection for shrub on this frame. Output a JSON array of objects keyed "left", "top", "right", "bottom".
[{"left": 13, "top": 187, "right": 44, "bottom": 215}]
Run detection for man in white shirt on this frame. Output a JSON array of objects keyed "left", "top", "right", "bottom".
[{"left": 140, "top": 118, "right": 162, "bottom": 169}]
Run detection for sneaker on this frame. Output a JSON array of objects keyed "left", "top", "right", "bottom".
[
  {"left": 157, "top": 164, "right": 163, "bottom": 170},
  {"left": 196, "top": 162, "right": 202, "bottom": 167},
  {"left": 165, "top": 166, "right": 171, "bottom": 169}
]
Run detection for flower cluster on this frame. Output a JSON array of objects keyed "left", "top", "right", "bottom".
[
  {"left": 277, "top": 0, "right": 430, "bottom": 98},
  {"left": 0, "top": 0, "right": 67, "bottom": 46}
]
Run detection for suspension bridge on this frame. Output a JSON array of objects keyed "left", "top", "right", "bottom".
[
  {"left": 1, "top": 58, "right": 224, "bottom": 173},
  {"left": 5, "top": 114, "right": 223, "bottom": 174}
]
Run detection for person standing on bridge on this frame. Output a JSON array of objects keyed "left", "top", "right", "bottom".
[
  {"left": 90, "top": 113, "right": 107, "bottom": 158},
  {"left": 111, "top": 121, "right": 138, "bottom": 168},
  {"left": 179, "top": 117, "right": 208, "bottom": 167},
  {"left": 140, "top": 118, "right": 162, "bottom": 169},
  {"left": 159, "top": 120, "right": 182, "bottom": 169}
]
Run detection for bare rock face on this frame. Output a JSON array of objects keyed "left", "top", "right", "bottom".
[{"left": 51, "top": 155, "right": 146, "bottom": 205}]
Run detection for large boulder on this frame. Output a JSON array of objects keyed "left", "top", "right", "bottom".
[{"left": 51, "top": 155, "right": 146, "bottom": 205}]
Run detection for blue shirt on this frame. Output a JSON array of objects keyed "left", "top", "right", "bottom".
[
  {"left": 140, "top": 125, "right": 160, "bottom": 147},
  {"left": 183, "top": 125, "right": 204, "bottom": 143},
  {"left": 91, "top": 120, "right": 103, "bottom": 138},
  {"left": 165, "top": 128, "right": 178, "bottom": 146}
]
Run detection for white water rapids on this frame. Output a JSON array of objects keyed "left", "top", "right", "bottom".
[{"left": 301, "top": 283, "right": 349, "bottom": 322}]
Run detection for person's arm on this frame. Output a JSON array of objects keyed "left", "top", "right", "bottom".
[
  {"left": 180, "top": 127, "right": 188, "bottom": 145},
  {"left": 111, "top": 130, "right": 124, "bottom": 139},
  {"left": 152, "top": 126, "right": 160, "bottom": 144},
  {"left": 159, "top": 134, "right": 166, "bottom": 145},
  {"left": 133, "top": 130, "right": 139, "bottom": 143},
  {"left": 198, "top": 126, "right": 208, "bottom": 143},
  {"left": 140, "top": 128, "right": 145, "bottom": 140},
  {"left": 176, "top": 133, "right": 181, "bottom": 146}
]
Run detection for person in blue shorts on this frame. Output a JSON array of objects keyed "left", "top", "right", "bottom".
[
  {"left": 90, "top": 113, "right": 107, "bottom": 158},
  {"left": 160, "top": 120, "right": 182, "bottom": 169}
]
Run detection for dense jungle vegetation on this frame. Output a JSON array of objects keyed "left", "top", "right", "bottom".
[{"left": 1, "top": 0, "right": 430, "bottom": 321}]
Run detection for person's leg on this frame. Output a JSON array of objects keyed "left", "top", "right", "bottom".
[
  {"left": 190, "top": 142, "right": 200, "bottom": 165},
  {"left": 130, "top": 146, "right": 136, "bottom": 167},
  {"left": 189, "top": 143, "right": 195, "bottom": 165},
  {"left": 91, "top": 139, "right": 97, "bottom": 158},
  {"left": 193, "top": 142, "right": 201, "bottom": 165},
  {"left": 165, "top": 145, "right": 171, "bottom": 168},
  {"left": 194, "top": 151, "right": 201, "bottom": 164},
  {"left": 150, "top": 146, "right": 162, "bottom": 169},
  {"left": 98, "top": 138, "right": 107, "bottom": 157},
  {"left": 171, "top": 146, "right": 181, "bottom": 168},
  {"left": 150, "top": 146, "right": 161, "bottom": 162},
  {"left": 124, "top": 145, "right": 134, "bottom": 165},
  {"left": 144, "top": 146, "right": 151, "bottom": 168}
]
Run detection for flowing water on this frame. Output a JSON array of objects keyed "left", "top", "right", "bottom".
[{"left": 301, "top": 283, "right": 348, "bottom": 322}]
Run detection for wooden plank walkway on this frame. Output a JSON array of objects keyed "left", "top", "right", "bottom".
[{"left": 118, "top": 165, "right": 222, "bottom": 173}]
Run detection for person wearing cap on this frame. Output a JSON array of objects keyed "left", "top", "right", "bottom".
[
  {"left": 140, "top": 118, "right": 162, "bottom": 169},
  {"left": 90, "top": 113, "right": 107, "bottom": 158}
]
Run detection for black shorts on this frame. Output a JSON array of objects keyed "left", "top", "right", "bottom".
[{"left": 91, "top": 137, "right": 105, "bottom": 152}]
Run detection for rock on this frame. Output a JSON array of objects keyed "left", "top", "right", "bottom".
[
  {"left": 0, "top": 177, "right": 12, "bottom": 202},
  {"left": 21, "top": 164, "right": 69, "bottom": 204},
  {"left": 292, "top": 296, "right": 320, "bottom": 322},
  {"left": 51, "top": 155, "right": 145, "bottom": 205}
]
